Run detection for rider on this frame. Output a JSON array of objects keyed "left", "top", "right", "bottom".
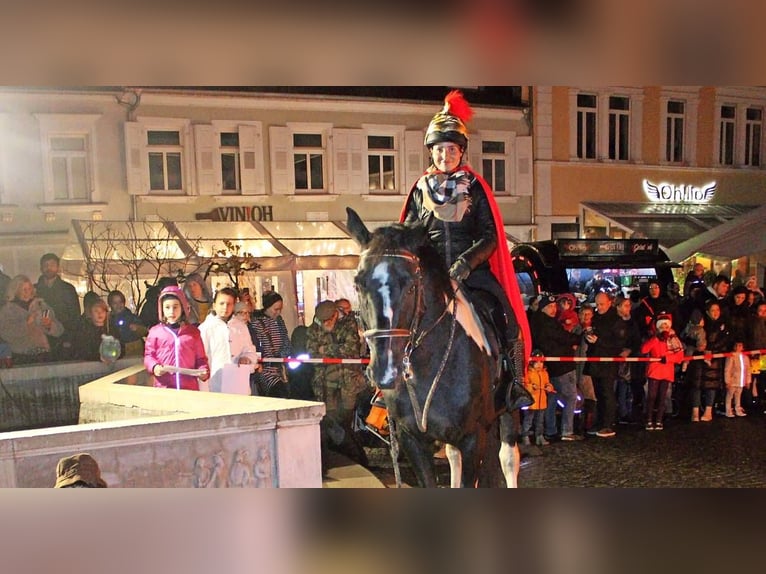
[{"left": 400, "top": 90, "right": 532, "bottom": 411}]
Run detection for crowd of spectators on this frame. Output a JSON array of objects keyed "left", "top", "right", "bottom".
[{"left": 525, "top": 270, "right": 766, "bottom": 447}]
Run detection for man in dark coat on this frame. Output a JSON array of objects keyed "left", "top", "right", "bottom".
[
  {"left": 585, "top": 292, "right": 629, "bottom": 438},
  {"left": 531, "top": 294, "right": 583, "bottom": 441},
  {"left": 35, "top": 253, "right": 80, "bottom": 361}
]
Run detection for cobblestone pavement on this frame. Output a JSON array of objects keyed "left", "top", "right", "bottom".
[{"left": 365, "top": 410, "right": 766, "bottom": 488}]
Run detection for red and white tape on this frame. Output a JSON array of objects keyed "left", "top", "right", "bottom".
[{"left": 259, "top": 348, "right": 766, "bottom": 365}]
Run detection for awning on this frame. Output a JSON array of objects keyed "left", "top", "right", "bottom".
[
  {"left": 581, "top": 202, "right": 757, "bottom": 254},
  {"left": 61, "top": 219, "right": 385, "bottom": 277},
  {"left": 666, "top": 203, "right": 766, "bottom": 262}
]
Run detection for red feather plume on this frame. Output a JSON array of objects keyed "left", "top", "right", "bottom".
[{"left": 443, "top": 90, "right": 473, "bottom": 123}]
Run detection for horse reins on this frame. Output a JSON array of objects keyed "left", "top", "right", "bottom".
[{"left": 362, "top": 249, "right": 458, "bottom": 433}]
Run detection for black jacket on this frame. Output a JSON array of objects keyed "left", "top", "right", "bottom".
[
  {"left": 585, "top": 306, "right": 628, "bottom": 379},
  {"left": 530, "top": 312, "right": 580, "bottom": 377},
  {"left": 403, "top": 176, "right": 496, "bottom": 272}
]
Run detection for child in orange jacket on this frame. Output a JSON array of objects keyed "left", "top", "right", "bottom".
[
  {"left": 521, "top": 350, "right": 556, "bottom": 446},
  {"left": 640, "top": 314, "right": 684, "bottom": 430}
]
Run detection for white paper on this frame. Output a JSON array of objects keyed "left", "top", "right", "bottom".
[{"left": 163, "top": 366, "right": 208, "bottom": 377}]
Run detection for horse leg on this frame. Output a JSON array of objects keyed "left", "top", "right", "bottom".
[
  {"left": 458, "top": 433, "right": 483, "bottom": 488},
  {"left": 445, "top": 444, "right": 462, "bottom": 488},
  {"left": 398, "top": 428, "right": 438, "bottom": 488},
  {"left": 499, "top": 411, "right": 520, "bottom": 488}
]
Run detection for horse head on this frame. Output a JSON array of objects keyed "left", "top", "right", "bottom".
[{"left": 347, "top": 207, "right": 450, "bottom": 389}]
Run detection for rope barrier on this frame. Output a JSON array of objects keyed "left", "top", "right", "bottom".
[{"left": 258, "top": 348, "right": 766, "bottom": 365}]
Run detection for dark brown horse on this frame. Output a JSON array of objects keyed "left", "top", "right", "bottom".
[{"left": 347, "top": 208, "right": 519, "bottom": 487}]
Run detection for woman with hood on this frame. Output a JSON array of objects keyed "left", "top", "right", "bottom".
[
  {"left": 182, "top": 272, "right": 214, "bottom": 325},
  {"left": 143, "top": 285, "right": 210, "bottom": 391}
]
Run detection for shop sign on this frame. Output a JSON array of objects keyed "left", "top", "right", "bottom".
[
  {"left": 557, "top": 239, "right": 659, "bottom": 257},
  {"left": 195, "top": 205, "right": 274, "bottom": 222},
  {"left": 643, "top": 179, "right": 716, "bottom": 203}
]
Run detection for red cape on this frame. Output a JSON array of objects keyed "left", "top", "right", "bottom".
[{"left": 399, "top": 166, "right": 531, "bottom": 371}]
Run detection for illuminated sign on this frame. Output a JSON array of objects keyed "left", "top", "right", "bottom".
[
  {"left": 643, "top": 179, "right": 716, "bottom": 203},
  {"left": 195, "top": 205, "right": 274, "bottom": 222},
  {"left": 557, "top": 239, "right": 659, "bottom": 258}
]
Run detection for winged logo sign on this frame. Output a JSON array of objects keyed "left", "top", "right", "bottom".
[{"left": 643, "top": 179, "right": 716, "bottom": 203}]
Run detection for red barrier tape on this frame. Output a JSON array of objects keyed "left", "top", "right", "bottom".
[{"left": 260, "top": 349, "right": 766, "bottom": 365}]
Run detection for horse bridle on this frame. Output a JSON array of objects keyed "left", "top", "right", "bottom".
[
  {"left": 361, "top": 248, "right": 458, "bottom": 433},
  {"left": 362, "top": 250, "right": 425, "bottom": 355}
]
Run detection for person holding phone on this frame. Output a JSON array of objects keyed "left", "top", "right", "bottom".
[{"left": 0, "top": 274, "right": 63, "bottom": 364}]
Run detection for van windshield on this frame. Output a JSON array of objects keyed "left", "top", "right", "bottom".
[{"left": 567, "top": 267, "right": 658, "bottom": 303}]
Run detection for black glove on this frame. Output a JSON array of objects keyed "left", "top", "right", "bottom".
[{"left": 449, "top": 257, "right": 471, "bottom": 282}]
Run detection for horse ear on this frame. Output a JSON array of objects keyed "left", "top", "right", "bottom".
[{"left": 346, "top": 207, "right": 372, "bottom": 247}]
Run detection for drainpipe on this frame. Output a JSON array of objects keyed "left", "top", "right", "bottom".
[{"left": 115, "top": 88, "right": 142, "bottom": 221}]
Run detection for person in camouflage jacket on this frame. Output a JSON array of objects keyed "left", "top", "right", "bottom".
[
  {"left": 306, "top": 300, "right": 368, "bottom": 417},
  {"left": 307, "top": 299, "right": 369, "bottom": 466}
]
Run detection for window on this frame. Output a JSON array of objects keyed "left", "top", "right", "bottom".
[
  {"left": 35, "top": 113, "right": 100, "bottom": 203},
  {"left": 293, "top": 133, "right": 325, "bottom": 191},
  {"left": 719, "top": 105, "right": 735, "bottom": 166},
  {"left": 50, "top": 136, "right": 89, "bottom": 200},
  {"left": 576, "top": 94, "right": 597, "bottom": 159},
  {"left": 481, "top": 140, "right": 507, "bottom": 192},
  {"left": 608, "top": 96, "right": 630, "bottom": 161},
  {"left": 745, "top": 107, "right": 762, "bottom": 167},
  {"left": 367, "top": 135, "right": 396, "bottom": 192},
  {"left": 148, "top": 130, "right": 183, "bottom": 191},
  {"left": 665, "top": 100, "right": 685, "bottom": 163},
  {"left": 220, "top": 132, "right": 241, "bottom": 193}
]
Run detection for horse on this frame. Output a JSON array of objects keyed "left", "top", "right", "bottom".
[{"left": 346, "top": 207, "right": 520, "bottom": 488}]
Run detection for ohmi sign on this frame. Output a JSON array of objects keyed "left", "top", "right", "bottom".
[{"left": 642, "top": 179, "right": 717, "bottom": 204}]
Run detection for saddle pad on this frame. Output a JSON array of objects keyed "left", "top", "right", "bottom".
[{"left": 449, "top": 279, "right": 492, "bottom": 356}]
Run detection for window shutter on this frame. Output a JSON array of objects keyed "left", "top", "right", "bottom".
[
  {"left": 404, "top": 130, "right": 425, "bottom": 193},
  {"left": 194, "top": 124, "right": 217, "bottom": 196},
  {"left": 240, "top": 124, "right": 265, "bottom": 195},
  {"left": 514, "top": 136, "right": 533, "bottom": 196},
  {"left": 332, "top": 128, "right": 364, "bottom": 195},
  {"left": 269, "top": 126, "right": 292, "bottom": 195},
  {"left": 124, "top": 121, "right": 147, "bottom": 195}
]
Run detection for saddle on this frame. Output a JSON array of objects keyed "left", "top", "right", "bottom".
[{"left": 458, "top": 286, "right": 533, "bottom": 413}]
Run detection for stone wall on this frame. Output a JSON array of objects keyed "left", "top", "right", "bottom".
[{"left": 0, "top": 364, "right": 325, "bottom": 487}]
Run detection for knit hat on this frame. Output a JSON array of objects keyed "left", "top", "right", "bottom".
[
  {"left": 314, "top": 300, "right": 338, "bottom": 322},
  {"left": 261, "top": 291, "right": 282, "bottom": 311},
  {"left": 539, "top": 293, "right": 558, "bottom": 310},
  {"left": 655, "top": 313, "right": 673, "bottom": 332},
  {"left": 54, "top": 453, "right": 107, "bottom": 488},
  {"left": 424, "top": 90, "right": 472, "bottom": 149}
]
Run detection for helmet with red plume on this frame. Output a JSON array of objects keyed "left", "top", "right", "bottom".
[{"left": 424, "top": 90, "right": 473, "bottom": 149}]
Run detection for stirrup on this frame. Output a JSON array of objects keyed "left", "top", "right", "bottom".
[{"left": 507, "top": 379, "right": 534, "bottom": 411}]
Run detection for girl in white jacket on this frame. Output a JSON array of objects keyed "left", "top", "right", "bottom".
[
  {"left": 199, "top": 288, "right": 260, "bottom": 393},
  {"left": 724, "top": 341, "right": 752, "bottom": 417}
]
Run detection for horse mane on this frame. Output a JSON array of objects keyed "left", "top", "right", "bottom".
[{"left": 368, "top": 223, "right": 454, "bottom": 298}]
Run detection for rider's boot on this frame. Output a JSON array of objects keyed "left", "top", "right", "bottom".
[{"left": 498, "top": 349, "right": 533, "bottom": 412}]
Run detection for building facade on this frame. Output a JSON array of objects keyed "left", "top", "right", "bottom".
[
  {"left": 0, "top": 87, "right": 532, "bottom": 330},
  {"left": 534, "top": 86, "right": 766, "bottom": 284}
]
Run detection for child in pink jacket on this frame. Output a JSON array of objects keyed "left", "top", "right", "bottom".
[
  {"left": 640, "top": 314, "right": 684, "bottom": 430},
  {"left": 144, "top": 286, "right": 209, "bottom": 391}
]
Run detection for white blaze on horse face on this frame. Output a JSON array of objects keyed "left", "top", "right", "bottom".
[
  {"left": 379, "top": 348, "right": 397, "bottom": 387},
  {"left": 372, "top": 262, "right": 394, "bottom": 325}
]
